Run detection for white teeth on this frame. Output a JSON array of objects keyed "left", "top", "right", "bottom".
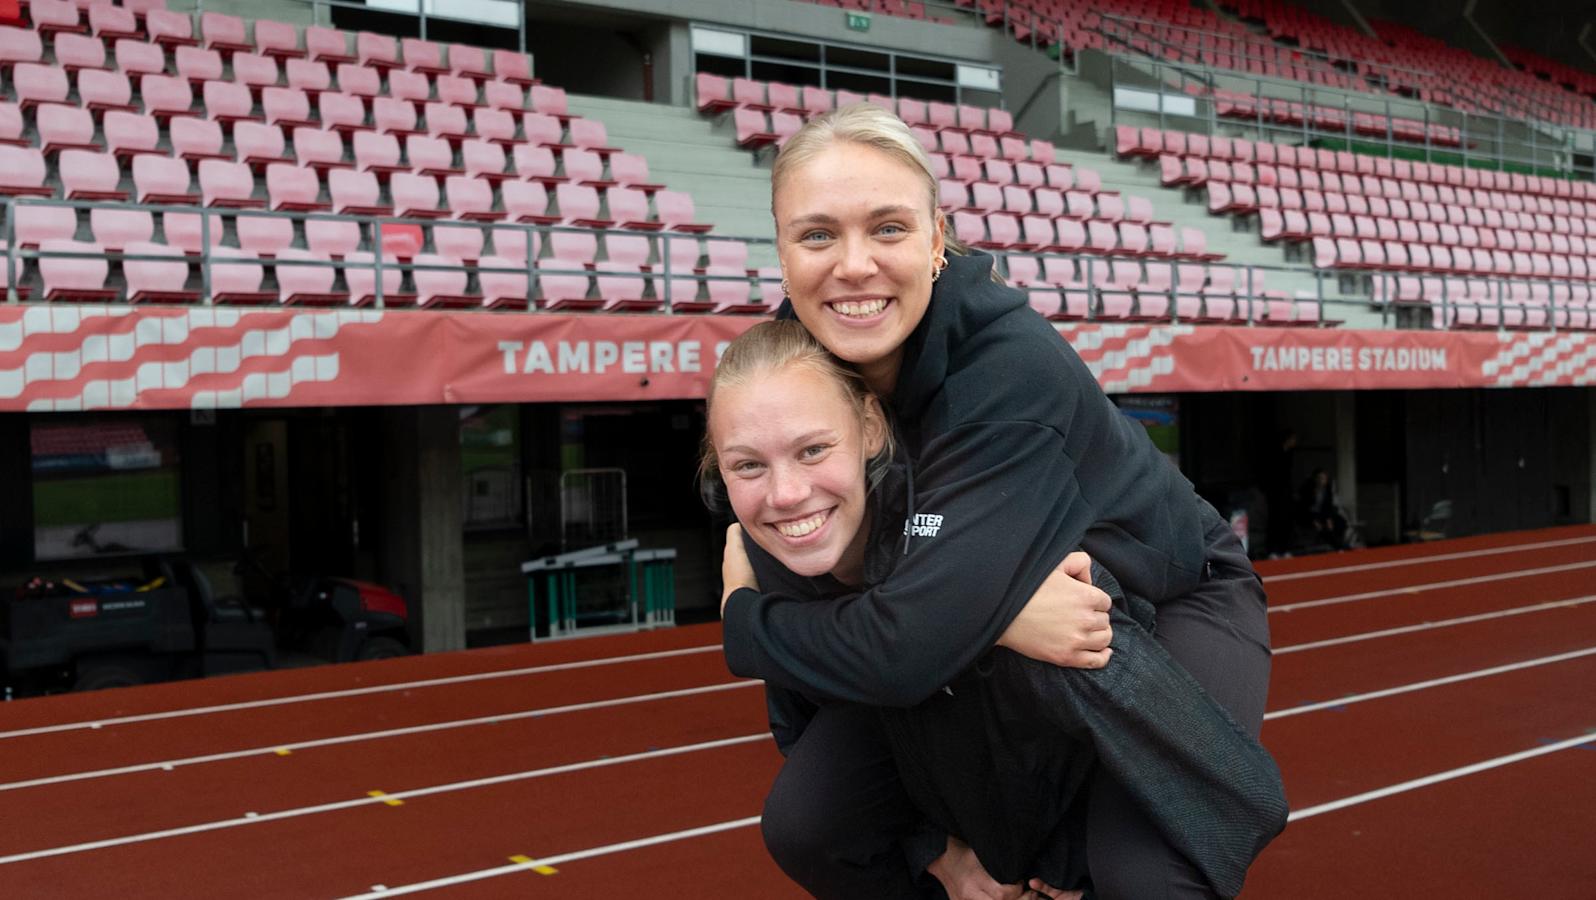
[
  {"left": 833, "top": 298, "right": 888, "bottom": 317},
  {"left": 776, "top": 512, "right": 827, "bottom": 537}
]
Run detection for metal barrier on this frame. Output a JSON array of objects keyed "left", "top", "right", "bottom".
[{"left": 520, "top": 538, "right": 676, "bottom": 641}]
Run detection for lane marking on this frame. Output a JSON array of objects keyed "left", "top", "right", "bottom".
[
  {"left": 0, "top": 644, "right": 725, "bottom": 741},
  {"left": 1289, "top": 731, "right": 1596, "bottom": 821},
  {"left": 0, "top": 680, "right": 762, "bottom": 794},
  {"left": 508, "top": 855, "right": 557, "bottom": 875},
  {"left": 1265, "top": 646, "right": 1596, "bottom": 720},
  {"left": 0, "top": 734, "right": 772, "bottom": 866},
  {"left": 1274, "top": 594, "right": 1596, "bottom": 654},
  {"left": 1269, "top": 559, "right": 1596, "bottom": 614},
  {"left": 340, "top": 816, "right": 765, "bottom": 898},
  {"left": 367, "top": 791, "right": 403, "bottom": 808},
  {"left": 1264, "top": 534, "right": 1596, "bottom": 582}
]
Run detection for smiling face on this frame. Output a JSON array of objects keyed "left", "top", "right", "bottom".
[
  {"left": 774, "top": 141, "right": 945, "bottom": 395},
  {"left": 710, "top": 362, "right": 885, "bottom": 583}
]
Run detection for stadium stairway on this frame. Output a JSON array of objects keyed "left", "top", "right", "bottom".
[{"left": 565, "top": 93, "right": 778, "bottom": 266}]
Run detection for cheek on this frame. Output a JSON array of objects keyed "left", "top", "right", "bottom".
[{"left": 723, "top": 478, "right": 764, "bottom": 522}]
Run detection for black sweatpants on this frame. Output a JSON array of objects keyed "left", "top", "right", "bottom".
[{"left": 761, "top": 509, "right": 1274, "bottom": 900}]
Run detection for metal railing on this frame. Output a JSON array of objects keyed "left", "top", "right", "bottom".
[{"left": 174, "top": 0, "right": 528, "bottom": 53}]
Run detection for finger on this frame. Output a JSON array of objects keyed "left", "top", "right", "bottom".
[
  {"left": 1060, "top": 551, "right": 1092, "bottom": 582},
  {"left": 725, "top": 522, "right": 743, "bottom": 544},
  {"left": 1063, "top": 647, "right": 1113, "bottom": 669},
  {"left": 1091, "top": 587, "right": 1113, "bottom": 612}
]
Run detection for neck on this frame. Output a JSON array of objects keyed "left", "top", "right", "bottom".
[
  {"left": 829, "top": 508, "right": 872, "bottom": 587},
  {"left": 859, "top": 349, "right": 904, "bottom": 398}
]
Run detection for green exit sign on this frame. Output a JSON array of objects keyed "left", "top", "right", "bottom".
[{"left": 846, "top": 12, "right": 871, "bottom": 32}]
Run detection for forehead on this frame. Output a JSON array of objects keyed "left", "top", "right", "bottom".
[
  {"left": 775, "top": 142, "right": 930, "bottom": 221},
  {"left": 710, "top": 364, "right": 858, "bottom": 446}
]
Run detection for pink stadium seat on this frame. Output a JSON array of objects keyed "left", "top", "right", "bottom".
[
  {"left": 13, "top": 63, "right": 68, "bottom": 111},
  {"left": 569, "top": 118, "right": 615, "bottom": 153},
  {"left": 344, "top": 250, "right": 409, "bottom": 306},
  {"left": 512, "top": 144, "right": 559, "bottom": 184},
  {"left": 292, "top": 127, "right": 348, "bottom": 173},
  {"left": 252, "top": 19, "right": 300, "bottom": 59},
  {"left": 446, "top": 175, "right": 500, "bottom": 221},
  {"left": 435, "top": 74, "right": 478, "bottom": 108},
  {"left": 696, "top": 73, "right": 735, "bottom": 114},
  {"left": 39, "top": 240, "right": 117, "bottom": 302},
  {"left": 175, "top": 46, "right": 224, "bottom": 85},
  {"left": 392, "top": 172, "right": 445, "bottom": 218},
  {"left": 59, "top": 149, "right": 126, "bottom": 200},
  {"left": 472, "top": 107, "right": 517, "bottom": 145},
  {"left": 87, "top": 5, "right": 140, "bottom": 41},
  {"left": 596, "top": 234, "right": 657, "bottom": 312},
  {"left": 207, "top": 247, "right": 278, "bottom": 305},
  {"left": 203, "top": 80, "right": 258, "bottom": 124},
  {"left": 170, "top": 116, "right": 229, "bottom": 162},
  {"left": 307, "top": 27, "right": 354, "bottom": 65},
  {"left": 77, "top": 68, "right": 135, "bottom": 114},
  {"left": 608, "top": 152, "right": 661, "bottom": 193},
  {"left": 317, "top": 91, "right": 367, "bottom": 133},
  {"left": 374, "top": 98, "right": 421, "bottom": 136},
  {"left": 90, "top": 208, "right": 154, "bottom": 252},
  {"left": 386, "top": 68, "right": 430, "bottom": 102},
  {"left": 477, "top": 252, "right": 530, "bottom": 310},
  {"left": 31, "top": 0, "right": 84, "bottom": 36},
  {"left": 233, "top": 120, "right": 288, "bottom": 167},
  {"left": 200, "top": 159, "right": 263, "bottom": 208},
  {"left": 410, "top": 254, "right": 477, "bottom": 309},
  {"left": 461, "top": 139, "right": 511, "bottom": 182},
  {"left": 357, "top": 32, "right": 400, "bottom": 70},
  {"left": 522, "top": 112, "right": 564, "bottom": 147},
  {"left": 0, "top": 26, "right": 42, "bottom": 69},
  {"left": 161, "top": 211, "right": 223, "bottom": 254},
  {"left": 655, "top": 189, "right": 708, "bottom": 232},
  {"left": 54, "top": 33, "right": 106, "bottom": 73},
  {"left": 402, "top": 38, "right": 447, "bottom": 76},
  {"left": 495, "top": 50, "right": 535, "bottom": 87},
  {"left": 146, "top": 9, "right": 196, "bottom": 48},
  {"left": 0, "top": 102, "right": 24, "bottom": 147},
  {"left": 262, "top": 87, "right": 315, "bottom": 128},
  {"left": 406, "top": 135, "right": 459, "bottom": 177},
  {"left": 37, "top": 104, "right": 97, "bottom": 156},
  {"left": 222, "top": 53, "right": 275, "bottom": 95},
  {"left": 561, "top": 147, "right": 605, "bottom": 185},
  {"left": 424, "top": 102, "right": 469, "bottom": 142},
  {"left": 433, "top": 224, "right": 484, "bottom": 261},
  {"left": 266, "top": 163, "right": 326, "bottom": 211},
  {"left": 554, "top": 182, "right": 612, "bottom": 228},
  {"left": 286, "top": 59, "right": 331, "bottom": 96},
  {"left": 16, "top": 205, "right": 78, "bottom": 247},
  {"left": 606, "top": 186, "right": 655, "bottom": 230},
  {"left": 235, "top": 212, "right": 294, "bottom": 256},
  {"left": 0, "top": 146, "right": 53, "bottom": 197},
  {"left": 483, "top": 81, "right": 526, "bottom": 112},
  {"left": 272, "top": 248, "right": 345, "bottom": 305},
  {"left": 200, "top": 12, "right": 251, "bottom": 54},
  {"left": 539, "top": 230, "right": 600, "bottom": 310},
  {"left": 305, "top": 218, "right": 363, "bottom": 258},
  {"left": 335, "top": 63, "right": 381, "bottom": 101},
  {"left": 122, "top": 241, "right": 197, "bottom": 304},
  {"left": 501, "top": 180, "right": 556, "bottom": 224},
  {"left": 448, "top": 43, "right": 491, "bottom": 81}
]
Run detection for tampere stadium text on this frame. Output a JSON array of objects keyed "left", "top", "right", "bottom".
[
  {"left": 1248, "top": 345, "right": 1448, "bottom": 373},
  {"left": 497, "top": 339, "right": 732, "bottom": 375}
]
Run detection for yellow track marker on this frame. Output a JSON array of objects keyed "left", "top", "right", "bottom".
[
  {"left": 273, "top": 748, "right": 292, "bottom": 756},
  {"left": 367, "top": 790, "right": 404, "bottom": 807},
  {"left": 509, "top": 854, "right": 558, "bottom": 875}
]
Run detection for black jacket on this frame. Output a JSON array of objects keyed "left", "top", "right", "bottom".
[{"left": 724, "top": 249, "right": 1207, "bottom": 707}]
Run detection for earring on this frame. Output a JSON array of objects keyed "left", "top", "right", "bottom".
[
  {"left": 780, "top": 278, "right": 791, "bottom": 298},
  {"left": 931, "top": 256, "right": 947, "bottom": 282}
]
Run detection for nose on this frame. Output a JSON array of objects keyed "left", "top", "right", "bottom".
[
  {"left": 768, "top": 462, "right": 809, "bottom": 510},
  {"left": 834, "top": 234, "right": 878, "bottom": 282}
]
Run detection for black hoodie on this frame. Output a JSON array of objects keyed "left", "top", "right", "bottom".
[{"left": 724, "top": 250, "right": 1208, "bottom": 707}]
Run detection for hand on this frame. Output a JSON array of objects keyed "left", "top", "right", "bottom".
[
  {"left": 1025, "top": 877, "right": 1083, "bottom": 899},
  {"left": 926, "top": 836, "right": 1027, "bottom": 900},
  {"left": 719, "top": 523, "right": 757, "bottom": 615},
  {"left": 996, "top": 551, "right": 1114, "bottom": 669}
]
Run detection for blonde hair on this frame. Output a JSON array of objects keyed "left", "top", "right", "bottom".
[
  {"left": 771, "top": 103, "right": 969, "bottom": 256},
  {"left": 698, "top": 320, "right": 894, "bottom": 511}
]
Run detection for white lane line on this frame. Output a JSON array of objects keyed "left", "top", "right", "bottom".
[
  {"left": 339, "top": 816, "right": 766, "bottom": 898},
  {"left": 1274, "top": 595, "right": 1596, "bottom": 654},
  {"left": 1269, "top": 559, "right": 1596, "bottom": 614},
  {"left": 1264, "top": 534, "right": 1596, "bottom": 582},
  {"left": 0, "top": 644, "right": 725, "bottom": 741},
  {"left": 0, "top": 680, "right": 761, "bottom": 794},
  {"left": 0, "top": 734, "right": 773, "bottom": 867},
  {"left": 1289, "top": 731, "right": 1596, "bottom": 821},
  {"left": 1265, "top": 646, "right": 1596, "bottom": 720}
]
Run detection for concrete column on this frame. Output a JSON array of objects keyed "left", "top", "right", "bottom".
[
  {"left": 1335, "top": 391, "right": 1358, "bottom": 523},
  {"left": 379, "top": 406, "right": 466, "bottom": 654}
]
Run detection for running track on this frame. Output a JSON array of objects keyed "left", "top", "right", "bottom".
[{"left": 2, "top": 525, "right": 1595, "bottom": 897}]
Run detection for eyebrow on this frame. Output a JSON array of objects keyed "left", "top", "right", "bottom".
[
  {"left": 720, "top": 429, "right": 840, "bottom": 457},
  {"left": 785, "top": 205, "right": 919, "bottom": 229}
]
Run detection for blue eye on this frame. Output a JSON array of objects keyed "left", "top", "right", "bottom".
[{"left": 878, "top": 223, "right": 906, "bottom": 236}]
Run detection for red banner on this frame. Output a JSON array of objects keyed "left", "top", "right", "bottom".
[{"left": 3, "top": 306, "right": 1593, "bottom": 412}]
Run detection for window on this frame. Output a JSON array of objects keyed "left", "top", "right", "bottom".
[
  {"left": 32, "top": 417, "right": 184, "bottom": 560},
  {"left": 460, "top": 405, "right": 522, "bottom": 529}
]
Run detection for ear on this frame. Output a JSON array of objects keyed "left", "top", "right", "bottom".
[
  {"left": 931, "top": 208, "right": 947, "bottom": 259},
  {"left": 862, "top": 393, "right": 887, "bottom": 457}
]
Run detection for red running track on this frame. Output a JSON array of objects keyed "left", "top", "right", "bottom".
[{"left": 1, "top": 524, "right": 1594, "bottom": 897}]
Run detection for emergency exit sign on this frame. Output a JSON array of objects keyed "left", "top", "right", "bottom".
[{"left": 846, "top": 12, "right": 870, "bottom": 31}]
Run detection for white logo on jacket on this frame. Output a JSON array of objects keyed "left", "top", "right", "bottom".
[{"left": 903, "top": 513, "right": 944, "bottom": 538}]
